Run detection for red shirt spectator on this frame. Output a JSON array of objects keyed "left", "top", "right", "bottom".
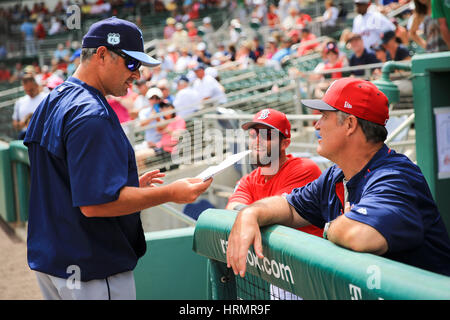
[
  {"left": 296, "top": 12, "right": 312, "bottom": 28},
  {"left": 107, "top": 97, "right": 131, "bottom": 123},
  {"left": 297, "top": 29, "right": 319, "bottom": 56}
]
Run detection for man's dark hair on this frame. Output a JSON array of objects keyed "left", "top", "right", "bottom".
[{"left": 336, "top": 110, "right": 387, "bottom": 143}]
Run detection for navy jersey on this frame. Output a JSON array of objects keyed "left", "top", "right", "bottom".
[
  {"left": 24, "top": 77, "right": 145, "bottom": 281},
  {"left": 287, "top": 145, "right": 450, "bottom": 276}
]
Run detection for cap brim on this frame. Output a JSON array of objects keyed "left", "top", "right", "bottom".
[
  {"left": 242, "top": 121, "right": 287, "bottom": 138},
  {"left": 241, "top": 121, "right": 277, "bottom": 131},
  {"left": 301, "top": 99, "right": 337, "bottom": 111},
  {"left": 122, "top": 50, "right": 161, "bottom": 67}
]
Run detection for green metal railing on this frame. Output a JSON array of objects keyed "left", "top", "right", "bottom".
[
  {"left": 193, "top": 209, "right": 450, "bottom": 300},
  {"left": 0, "top": 140, "right": 30, "bottom": 223}
]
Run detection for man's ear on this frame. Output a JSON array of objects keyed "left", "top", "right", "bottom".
[
  {"left": 346, "top": 115, "right": 358, "bottom": 136},
  {"left": 281, "top": 137, "right": 291, "bottom": 151},
  {"left": 95, "top": 46, "right": 108, "bottom": 64}
]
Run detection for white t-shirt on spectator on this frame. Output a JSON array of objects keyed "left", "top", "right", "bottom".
[
  {"left": 193, "top": 75, "right": 227, "bottom": 104},
  {"left": 12, "top": 92, "right": 48, "bottom": 122},
  {"left": 133, "top": 94, "right": 150, "bottom": 112},
  {"left": 323, "top": 6, "right": 339, "bottom": 27},
  {"left": 173, "top": 86, "right": 202, "bottom": 118},
  {"left": 352, "top": 11, "right": 395, "bottom": 50}
]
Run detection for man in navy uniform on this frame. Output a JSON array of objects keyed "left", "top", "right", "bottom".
[
  {"left": 24, "top": 17, "right": 211, "bottom": 300},
  {"left": 226, "top": 78, "right": 450, "bottom": 278}
]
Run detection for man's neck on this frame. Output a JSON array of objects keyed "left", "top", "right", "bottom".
[
  {"left": 72, "top": 64, "right": 106, "bottom": 96},
  {"left": 338, "top": 143, "right": 383, "bottom": 181}
]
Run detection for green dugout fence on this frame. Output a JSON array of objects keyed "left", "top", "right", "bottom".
[{"left": 193, "top": 209, "right": 450, "bottom": 300}]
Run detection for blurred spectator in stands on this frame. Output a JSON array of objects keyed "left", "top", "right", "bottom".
[
  {"left": 185, "top": 0, "right": 201, "bottom": 21},
  {"left": 53, "top": 43, "right": 69, "bottom": 62},
  {"left": 236, "top": 40, "right": 254, "bottom": 69},
  {"left": 20, "top": 17, "right": 36, "bottom": 56},
  {"left": 288, "top": 29, "right": 301, "bottom": 45},
  {"left": 171, "top": 22, "right": 189, "bottom": 49},
  {"left": 139, "top": 87, "right": 163, "bottom": 148},
  {"left": 308, "top": 41, "right": 347, "bottom": 98},
  {"left": 48, "top": 16, "right": 63, "bottom": 36},
  {"left": 9, "top": 62, "right": 24, "bottom": 83},
  {"left": 372, "top": 44, "right": 389, "bottom": 62},
  {"left": 46, "top": 77, "right": 63, "bottom": 92},
  {"left": 175, "top": 47, "right": 194, "bottom": 72},
  {"left": 0, "top": 44, "right": 7, "bottom": 60},
  {"left": 337, "top": 0, "right": 348, "bottom": 22},
  {"left": 67, "top": 48, "right": 81, "bottom": 77},
  {"left": 432, "top": 0, "right": 450, "bottom": 50},
  {"left": 173, "top": 75, "right": 202, "bottom": 117},
  {"left": 381, "top": 30, "right": 411, "bottom": 61},
  {"left": 155, "top": 100, "right": 186, "bottom": 154},
  {"left": 410, "top": 0, "right": 448, "bottom": 52},
  {"left": 282, "top": 6, "right": 299, "bottom": 30},
  {"left": 35, "top": 17, "right": 46, "bottom": 41},
  {"left": 211, "top": 44, "right": 230, "bottom": 66},
  {"left": 228, "top": 44, "right": 237, "bottom": 62},
  {"left": 200, "top": 16, "right": 214, "bottom": 36},
  {"left": 36, "top": 65, "right": 52, "bottom": 87},
  {"left": 164, "top": 17, "right": 176, "bottom": 39},
  {"left": 297, "top": 27, "right": 319, "bottom": 56},
  {"left": 150, "top": 64, "right": 168, "bottom": 85},
  {"left": 166, "top": 45, "right": 179, "bottom": 66},
  {"left": 229, "top": 19, "right": 243, "bottom": 45},
  {"left": 0, "top": 63, "right": 11, "bottom": 82},
  {"left": 133, "top": 79, "right": 150, "bottom": 113},
  {"left": 157, "top": 48, "right": 174, "bottom": 72},
  {"left": 296, "top": 7, "right": 312, "bottom": 28},
  {"left": 352, "top": 0, "right": 396, "bottom": 51},
  {"left": 107, "top": 95, "right": 132, "bottom": 123},
  {"left": 157, "top": 79, "right": 174, "bottom": 104},
  {"left": 347, "top": 33, "right": 381, "bottom": 77},
  {"left": 271, "top": 37, "right": 294, "bottom": 66},
  {"left": 251, "top": 0, "right": 267, "bottom": 24},
  {"left": 278, "top": 0, "right": 300, "bottom": 22},
  {"left": 257, "top": 37, "right": 278, "bottom": 65},
  {"left": 390, "top": 17, "right": 410, "bottom": 45},
  {"left": 267, "top": 3, "right": 280, "bottom": 30},
  {"left": 193, "top": 63, "right": 227, "bottom": 104},
  {"left": 314, "top": 41, "right": 347, "bottom": 79},
  {"left": 12, "top": 74, "right": 48, "bottom": 136},
  {"left": 322, "top": 0, "right": 340, "bottom": 33},
  {"left": 186, "top": 20, "right": 198, "bottom": 40},
  {"left": 250, "top": 36, "right": 265, "bottom": 62},
  {"left": 193, "top": 42, "right": 212, "bottom": 65}
]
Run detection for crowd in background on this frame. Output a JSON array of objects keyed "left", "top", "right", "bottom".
[{"left": 2, "top": 0, "right": 450, "bottom": 162}]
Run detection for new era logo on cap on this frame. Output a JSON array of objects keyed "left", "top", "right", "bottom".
[{"left": 344, "top": 101, "right": 352, "bottom": 109}]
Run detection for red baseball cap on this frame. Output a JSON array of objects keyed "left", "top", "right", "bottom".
[
  {"left": 242, "top": 108, "right": 291, "bottom": 138},
  {"left": 301, "top": 78, "right": 389, "bottom": 126}
]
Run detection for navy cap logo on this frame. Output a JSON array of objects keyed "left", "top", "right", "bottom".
[{"left": 107, "top": 33, "right": 120, "bottom": 45}]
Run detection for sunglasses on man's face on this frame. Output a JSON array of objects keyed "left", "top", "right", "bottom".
[{"left": 108, "top": 48, "right": 142, "bottom": 72}]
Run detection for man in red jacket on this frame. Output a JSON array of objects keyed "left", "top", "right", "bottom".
[{"left": 226, "top": 108, "right": 323, "bottom": 238}]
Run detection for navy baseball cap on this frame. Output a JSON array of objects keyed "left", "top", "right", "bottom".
[{"left": 82, "top": 17, "right": 160, "bottom": 67}]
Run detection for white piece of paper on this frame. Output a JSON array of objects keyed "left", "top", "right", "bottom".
[
  {"left": 196, "top": 150, "right": 251, "bottom": 181},
  {"left": 434, "top": 107, "right": 450, "bottom": 179}
]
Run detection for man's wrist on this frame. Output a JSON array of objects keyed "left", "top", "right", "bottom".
[{"left": 323, "top": 221, "right": 332, "bottom": 240}]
